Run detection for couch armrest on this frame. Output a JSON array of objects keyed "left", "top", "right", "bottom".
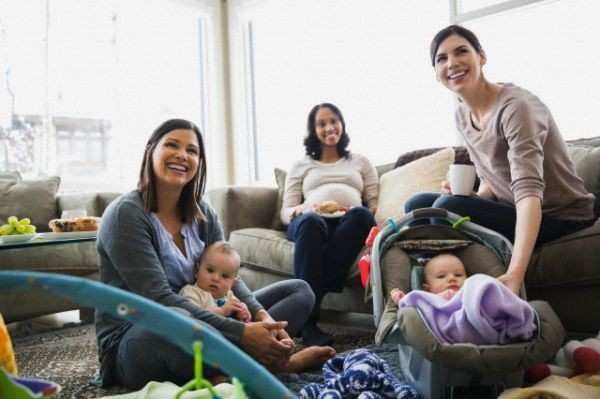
[
  {"left": 57, "top": 192, "right": 121, "bottom": 218},
  {"left": 206, "top": 186, "right": 279, "bottom": 239}
]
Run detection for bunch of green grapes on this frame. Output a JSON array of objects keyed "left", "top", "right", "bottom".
[{"left": 0, "top": 216, "right": 37, "bottom": 236}]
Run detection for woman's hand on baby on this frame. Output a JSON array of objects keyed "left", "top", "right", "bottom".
[
  {"left": 241, "top": 321, "right": 293, "bottom": 366},
  {"left": 497, "top": 272, "right": 522, "bottom": 295}
]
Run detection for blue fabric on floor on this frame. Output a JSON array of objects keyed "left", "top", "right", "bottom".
[{"left": 284, "top": 345, "right": 418, "bottom": 399}]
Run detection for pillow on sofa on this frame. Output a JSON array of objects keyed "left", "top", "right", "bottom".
[
  {"left": 272, "top": 168, "right": 287, "bottom": 230},
  {"left": 395, "top": 146, "right": 471, "bottom": 168},
  {"left": 375, "top": 147, "right": 455, "bottom": 225},
  {"left": 0, "top": 176, "right": 61, "bottom": 232},
  {"left": 567, "top": 145, "right": 600, "bottom": 218},
  {"left": 0, "top": 171, "right": 22, "bottom": 181}
]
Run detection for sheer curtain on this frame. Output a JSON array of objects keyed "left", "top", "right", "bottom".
[
  {"left": 0, "top": 0, "right": 226, "bottom": 192},
  {"left": 465, "top": 0, "right": 600, "bottom": 140},
  {"left": 228, "top": 0, "right": 454, "bottom": 184}
]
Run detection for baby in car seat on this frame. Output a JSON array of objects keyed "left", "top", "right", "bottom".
[{"left": 390, "top": 253, "right": 466, "bottom": 303}]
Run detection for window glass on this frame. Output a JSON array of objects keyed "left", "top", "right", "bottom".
[
  {"left": 229, "top": 0, "right": 454, "bottom": 184},
  {"left": 0, "top": 0, "right": 223, "bottom": 192},
  {"left": 465, "top": 0, "right": 600, "bottom": 139}
]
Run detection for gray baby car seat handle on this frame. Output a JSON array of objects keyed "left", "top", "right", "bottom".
[{"left": 410, "top": 207, "right": 448, "bottom": 220}]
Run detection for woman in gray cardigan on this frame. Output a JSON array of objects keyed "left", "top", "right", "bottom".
[{"left": 95, "top": 118, "right": 334, "bottom": 389}]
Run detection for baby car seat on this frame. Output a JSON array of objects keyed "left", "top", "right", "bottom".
[{"left": 370, "top": 208, "right": 566, "bottom": 399}]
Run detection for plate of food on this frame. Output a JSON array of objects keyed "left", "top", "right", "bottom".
[
  {"left": 0, "top": 233, "right": 38, "bottom": 245},
  {"left": 48, "top": 216, "right": 101, "bottom": 233},
  {"left": 0, "top": 216, "right": 38, "bottom": 245},
  {"left": 316, "top": 201, "right": 347, "bottom": 218},
  {"left": 320, "top": 210, "right": 346, "bottom": 218}
]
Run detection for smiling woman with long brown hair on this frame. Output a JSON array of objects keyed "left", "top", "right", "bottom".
[
  {"left": 95, "top": 118, "right": 334, "bottom": 389},
  {"left": 404, "top": 25, "right": 595, "bottom": 295}
]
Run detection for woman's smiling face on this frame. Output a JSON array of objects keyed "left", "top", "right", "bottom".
[
  {"left": 151, "top": 128, "right": 200, "bottom": 189},
  {"left": 434, "top": 33, "right": 486, "bottom": 94},
  {"left": 314, "top": 106, "right": 343, "bottom": 148}
]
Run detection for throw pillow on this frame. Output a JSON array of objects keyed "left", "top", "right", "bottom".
[
  {"left": 0, "top": 171, "right": 22, "bottom": 181},
  {"left": 567, "top": 145, "right": 600, "bottom": 217},
  {"left": 271, "top": 168, "right": 287, "bottom": 230},
  {"left": 375, "top": 147, "right": 455, "bottom": 225},
  {"left": 0, "top": 176, "right": 61, "bottom": 232},
  {"left": 395, "top": 146, "right": 471, "bottom": 168}
]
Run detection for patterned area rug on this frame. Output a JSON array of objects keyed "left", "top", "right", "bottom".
[
  {"left": 11, "top": 322, "right": 500, "bottom": 398},
  {"left": 12, "top": 323, "right": 129, "bottom": 398},
  {"left": 11, "top": 322, "right": 376, "bottom": 399}
]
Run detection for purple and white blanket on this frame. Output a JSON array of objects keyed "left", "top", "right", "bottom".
[{"left": 398, "top": 273, "right": 536, "bottom": 345}]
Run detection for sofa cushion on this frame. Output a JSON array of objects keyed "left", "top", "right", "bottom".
[
  {"left": 0, "top": 176, "right": 60, "bottom": 232},
  {"left": 567, "top": 145, "right": 600, "bottom": 217},
  {"left": 271, "top": 168, "right": 287, "bottom": 230},
  {"left": 528, "top": 225, "right": 600, "bottom": 287},
  {"left": 231, "top": 228, "right": 295, "bottom": 276},
  {"left": 375, "top": 148, "right": 454, "bottom": 225},
  {"left": 230, "top": 227, "right": 362, "bottom": 281}
]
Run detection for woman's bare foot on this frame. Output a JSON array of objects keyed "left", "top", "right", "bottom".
[{"left": 276, "top": 346, "right": 336, "bottom": 373}]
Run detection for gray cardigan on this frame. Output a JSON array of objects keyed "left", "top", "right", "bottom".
[{"left": 95, "top": 191, "right": 261, "bottom": 384}]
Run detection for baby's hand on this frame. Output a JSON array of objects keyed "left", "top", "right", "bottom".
[
  {"left": 440, "top": 180, "right": 452, "bottom": 195},
  {"left": 237, "top": 302, "right": 251, "bottom": 323},
  {"left": 438, "top": 288, "right": 458, "bottom": 300},
  {"left": 221, "top": 295, "right": 245, "bottom": 317},
  {"left": 390, "top": 288, "right": 405, "bottom": 304}
]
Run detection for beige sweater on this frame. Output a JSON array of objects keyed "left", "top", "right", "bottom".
[
  {"left": 455, "top": 83, "right": 594, "bottom": 221},
  {"left": 280, "top": 153, "right": 378, "bottom": 225}
]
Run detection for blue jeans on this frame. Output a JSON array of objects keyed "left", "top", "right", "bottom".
[
  {"left": 114, "top": 279, "right": 314, "bottom": 389},
  {"left": 286, "top": 206, "right": 375, "bottom": 303},
  {"left": 404, "top": 192, "right": 594, "bottom": 245}
]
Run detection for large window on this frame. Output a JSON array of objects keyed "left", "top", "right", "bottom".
[
  {"left": 228, "top": 0, "right": 453, "bottom": 184},
  {"left": 0, "top": 0, "right": 227, "bottom": 192},
  {"left": 460, "top": 0, "right": 600, "bottom": 140}
]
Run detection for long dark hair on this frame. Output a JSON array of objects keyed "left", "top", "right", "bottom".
[
  {"left": 137, "top": 118, "right": 207, "bottom": 222},
  {"left": 430, "top": 25, "right": 483, "bottom": 67},
  {"left": 304, "top": 103, "right": 350, "bottom": 160}
]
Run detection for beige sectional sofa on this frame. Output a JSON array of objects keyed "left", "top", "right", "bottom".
[
  {"left": 0, "top": 172, "right": 119, "bottom": 322},
  {"left": 207, "top": 137, "right": 600, "bottom": 335}
]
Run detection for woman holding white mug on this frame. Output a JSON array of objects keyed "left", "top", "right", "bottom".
[{"left": 404, "top": 25, "right": 595, "bottom": 294}]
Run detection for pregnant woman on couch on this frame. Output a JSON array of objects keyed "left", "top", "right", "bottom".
[
  {"left": 405, "top": 25, "right": 596, "bottom": 294},
  {"left": 281, "top": 103, "right": 378, "bottom": 346},
  {"left": 95, "top": 118, "right": 334, "bottom": 390}
]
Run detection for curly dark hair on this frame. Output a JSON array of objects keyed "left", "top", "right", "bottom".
[{"left": 304, "top": 103, "right": 350, "bottom": 160}]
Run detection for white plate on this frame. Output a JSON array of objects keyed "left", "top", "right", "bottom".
[
  {"left": 37, "top": 231, "right": 97, "bottom": 241},
  {"left": 0, "top": 233, "right": 38, "bottom": 245},
  {"left": 320, "top": 211, "right": 346, "bottom": 218}
]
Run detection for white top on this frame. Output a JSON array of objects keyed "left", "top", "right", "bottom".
[{"left": 280, "top": 153, "right": 378, "bottom": 225}]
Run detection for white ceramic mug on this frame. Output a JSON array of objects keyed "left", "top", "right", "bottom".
[{"left": 448, "top": 164, "right": 476, "bottom": 196}]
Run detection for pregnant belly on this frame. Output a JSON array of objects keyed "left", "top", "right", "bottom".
[{"left": 305, "top": 184, "right": 362, "bottom": 208}]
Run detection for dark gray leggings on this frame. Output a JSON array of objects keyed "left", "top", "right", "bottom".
[{"left": 115, "top": 279, "right": 314, "bottom": 389}]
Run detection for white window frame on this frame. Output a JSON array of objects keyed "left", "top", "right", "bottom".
[{"left": 450, "top": 0, "right": 549, "bottom": 23}]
